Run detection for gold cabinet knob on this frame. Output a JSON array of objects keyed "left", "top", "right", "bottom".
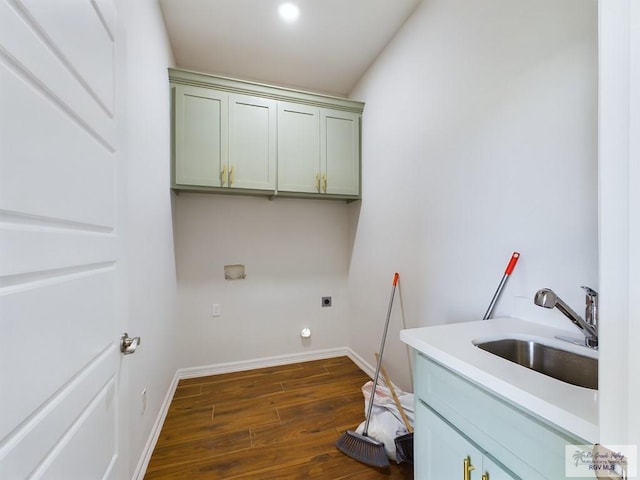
[{"left": 221, "top": 164, "right": 227, "bottom": 186}]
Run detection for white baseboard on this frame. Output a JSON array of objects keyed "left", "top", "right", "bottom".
[
  {"left": 132, "top": 372, "right": 179, "bottom": 480},
  {"left": 131, "top": 347, "right": 373, "bottom": 480},
  {"left": 344, "top": 347, "right": 375, "bottom": 379},
  {"left": 176, "top": 347, "right": 371, "bottom": 379}
]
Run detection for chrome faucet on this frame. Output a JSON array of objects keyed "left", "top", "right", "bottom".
[{"left": 534, "top": 286, "right": 598, "bottom": 349}]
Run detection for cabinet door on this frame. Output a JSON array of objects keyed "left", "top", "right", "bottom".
[
  {"left": 417, "top": 401, "right": 518, "bottom": 480},
  {"left": 228, "top": 93, "right": 276, "bottom": 190},
  {"left": 482, "top": 455, "right": 519, "bottom": 480},
  {"left": 277, "top": 102, "right": 320, "bottom": 193},
  {"left": 174, "top": 85, "right": 228, "bottom": 187},
  {"left": 417, "top": 401, "right": 484, "bottom": 480},
  {"left": 321, "top": 109, "right": 360, "bottom": 195}
]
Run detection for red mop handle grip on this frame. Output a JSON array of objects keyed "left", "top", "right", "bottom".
[
  {"left": 392, "top": 272, "right": 400, "bottom": 286},
  {"left": 505, "top": 252, "right": 520, "bottom": 275}
]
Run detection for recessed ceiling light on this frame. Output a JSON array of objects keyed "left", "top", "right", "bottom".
[{"left": 278, "top": 2, "right": 300, "bottom": 23}]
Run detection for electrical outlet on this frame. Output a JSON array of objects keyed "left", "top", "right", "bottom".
[
  {"left": 212, "top": 304, "right": 221, "bottom": 317},
  {"left": 141, "top": 388, "right": 147, "bottom": 414}
]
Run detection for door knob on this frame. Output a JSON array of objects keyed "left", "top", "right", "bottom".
[{"left": 120, "top": 333, "right": 141, "bottom": 355}]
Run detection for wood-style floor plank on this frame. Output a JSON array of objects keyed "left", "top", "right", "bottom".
[{"left": 145, "top": 356, "right": 413, "bottom": 479}]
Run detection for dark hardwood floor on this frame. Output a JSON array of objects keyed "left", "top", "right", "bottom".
[{"left": 144, "top": 356, "right": 414, "bottom": 479}]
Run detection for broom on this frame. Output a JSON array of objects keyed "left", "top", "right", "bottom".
[{"left": 335, "top": 273, "right": 399, "bottom": 469}]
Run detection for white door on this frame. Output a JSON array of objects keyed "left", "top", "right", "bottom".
[
  {"left": 0, "top": 1, "right": 129, "bottom": 479},
  {"left": 598, "top": 0, "right": 640, "bottom": 445}
]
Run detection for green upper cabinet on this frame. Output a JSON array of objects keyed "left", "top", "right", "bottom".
[
  {"left": 172, "top": 86, "right": 275, "bottom": 193},
  {"left": 321, "top": 109, "right": 360, "bottom": 196},
  {"left": 277, "top": 103, "right": 360, "bottom": 196},
  {"left": 174, "top": 85, "right": 227, "bottom": 188},
  {"left": 228, "top": 93, "right": 277, "bottom": 191},
  {"left": 169, "top": 68, "right": 363, "bottom": 200},
  {"left": 277, "top": 102, "right": 320, "bottom": 194}
]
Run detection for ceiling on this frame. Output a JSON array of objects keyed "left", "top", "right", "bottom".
[{"left": 159, "top": 0, "right": 422, "bottom": 97}]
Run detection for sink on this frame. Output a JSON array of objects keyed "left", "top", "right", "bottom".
[{"left": 475, "top": 338, "right": 598, "bottom": 389}]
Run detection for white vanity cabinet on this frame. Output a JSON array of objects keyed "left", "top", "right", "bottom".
[
  {"left": 414, "top": 353, "right": 594, "bottom": 480},
  {"left": 277, "top": 102, "right": 360, "bottom": 196},
  {"left": 170, "top": 68, "right": 363, "bottom": 200}
]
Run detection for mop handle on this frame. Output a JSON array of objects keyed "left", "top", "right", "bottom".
[
  {"left": 483, "top": 252, "right": 520, "bottom": 320},
  {"left": 363, "top": 273, "right": 399, "bottom": 436}
]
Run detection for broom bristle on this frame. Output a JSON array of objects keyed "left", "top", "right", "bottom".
[{"left": 335, "top": 430, "right": 390, "bottom": 468}]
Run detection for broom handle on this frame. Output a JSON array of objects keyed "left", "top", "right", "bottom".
[
  {"left": 363, "top": 273, "right": 399, "bottom": 436},
  {"left": 483, "top": 252, "right": 520, "bottom": 320},
  {"left": 376, "top": 353, "right": 413, "bottom": 433}
]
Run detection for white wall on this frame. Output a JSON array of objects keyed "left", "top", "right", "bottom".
[
  {"left": 173, "top": 194, "right": 350, "bottom": 368},
  {"left": 118, "top": 0, "right": 178, "bottom": 476},
  {"left": 348, "top": 0, "right": 599, "bottom": 390}
]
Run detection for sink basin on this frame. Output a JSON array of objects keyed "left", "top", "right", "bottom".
[{"left": 475, "top": 338, "right": 598, "bottom": 389}]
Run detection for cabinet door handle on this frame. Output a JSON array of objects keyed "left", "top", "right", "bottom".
[
  {"left": 463, "top": 456, "right": 475, "bottom": 480},
  {"left": 322, "top": 174, "right": 327, "bottom": 193},
  {"left": 229, "top": 165, "right": 234, "bottom": 186},
  {"left": 315, "top": 173, "right": 321, "bottom": 192},
  {"left": 221, "top": 165, "right": 227, "bottom": 186},
  {"left": 482, "top": 474, "right": 489, "bottom": 480}
]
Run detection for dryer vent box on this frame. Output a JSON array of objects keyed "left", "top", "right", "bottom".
[{"left": 224, "top": 264, "right": 246, "bottom": 280}]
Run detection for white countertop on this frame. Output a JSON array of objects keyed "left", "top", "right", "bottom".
[{"left": 400, "top": 317, "right": 598, "bottom": 443}]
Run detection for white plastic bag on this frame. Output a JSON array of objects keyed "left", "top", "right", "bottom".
[{"left": 355, "top": 380, "right": 414, "bottom": 463}]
